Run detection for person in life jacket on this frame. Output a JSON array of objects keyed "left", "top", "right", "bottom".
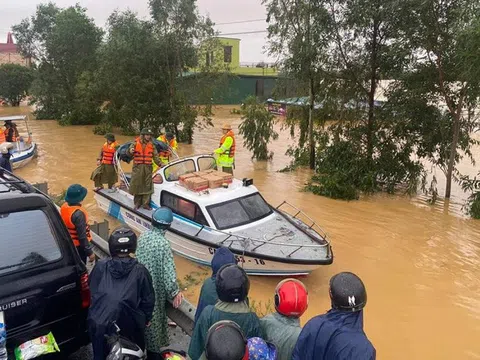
[
  {"left": 201, "top": 320, "right": 249, "bottom": 360},
  {"left": 213, "top": 123, "right": 235, "bottom": 175},
  {"left": 260, "top": 279, "right": 308, "bottom": 360},
  {"left": 128, "top": 128, "right": 162, "bottom": 210},
  {"left": 194, "top": 247, "right": 237, "bottom": 323},
  {"left": 4, "top": 120, "right": 18, "bottom": 142},
  {"left": 292, "top": 272, "right": 376, "bottom": 360},
  {"left": 60, "top": 184, "right": 95, "bottom": 264},
  {"left": 189, "top": 264, "right": 262, "bottom": 360},
  {"left": 93, "top": 133, "right": 119, "bottom": 191},
  {"left": 155, "top": 132, "right": 178, "bottom": 170},
  {"left": 88, "top": 226, "right": 155, "bottom": 360}
]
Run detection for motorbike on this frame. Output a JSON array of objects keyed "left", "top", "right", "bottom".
[{"left": 105, "top": 323, "right": 188, "bottom": 360}]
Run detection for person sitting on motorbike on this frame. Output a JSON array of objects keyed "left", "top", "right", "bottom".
[{"left": 88, "top": 226, "right": 155, "bottom": 360}]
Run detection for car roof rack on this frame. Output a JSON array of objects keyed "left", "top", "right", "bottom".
[{"left": 0, "top": 169, "right": 37, "bottom": 194}]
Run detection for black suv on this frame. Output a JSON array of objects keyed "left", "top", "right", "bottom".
[{"left": 0, "top": 170, "right": 90, "bottom": 357}]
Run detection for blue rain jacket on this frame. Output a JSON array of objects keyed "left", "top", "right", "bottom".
[{"left": 292, "top": 309, "right": 376, "bottom": 360}]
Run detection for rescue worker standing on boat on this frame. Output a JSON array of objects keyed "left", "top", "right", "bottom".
[
  {"left": 129, "top": 128, "right": 162, "bottom": 210},
  {"left": 158, "top": 132, "right": 178, "bottom": 164},
  {"left": 213, "top": 123, "right": 235, "bottom": 175},
  {"left": 60, "top": 184, "right": 95, "bottom": 265},
  {"left": 4, "top": 120, "right": 17, "bottom": 143},
  {"left": 93, "top": 133, "right": 119, "bottom": 191}
]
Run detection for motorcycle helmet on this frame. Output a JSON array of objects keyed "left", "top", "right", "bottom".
[
  {"left": 108, "top": 226, "right": 137, "bottom": 256},
  {"left": 216, "top": 264, "right": 250, "bottom": 303},
  {"left": 205, "top": 321, "right": 248, "bottom": 360},
  {"left": 329, "top": 272, "right": 367, "bottom": 312},
  {"left": 247, "top": 337, "right": 277, "bottom": 360},
  {"left": 152, "top": 207, "right": 174, "bottom": 230},
  {"left": 274, "top": 278, "right": 308, "bottom": 317}
]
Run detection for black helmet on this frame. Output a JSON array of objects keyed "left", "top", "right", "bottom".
[
  {"left": 105, "top": 133, "right": 116, "bottom": 142},
  {"left": 141, "top": 128, "right": 153, "bottom": 136},
  {"left": 108, "top": 226, "right": 137, "bottom": 256},
  {"left": 329, "top": 272, "right": 367, "bottom": 312},
  {"left": 205, "top": 321, "right": 247, "bottom": 360},
  {"left": 216, "top": 264, "right": 249, "bottom": 303},
  {"left": 165, "top": 132, "right": 174, "bottom": 141}
]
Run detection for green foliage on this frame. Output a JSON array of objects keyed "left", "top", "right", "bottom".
[
  {"left": 0, "top": 64, "right": 35, "bottom": 106},
  {"left": 460, "top": 173, "right": 480, "bottom": 218},
  {"left": 13, "top": 3, "right": 103, "bottom": 123},
  {"left": 238, "top": 96, "right": 279, "bottom": 161},
  {"left": 386, "top": 0, "right": 480, "bottom": 198},
  {"left": 249, "top": 299, "right": 273, "bottom": 317}
]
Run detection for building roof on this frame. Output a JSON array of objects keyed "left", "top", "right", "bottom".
[{"left": 0, "top": 33, "right": 18, "bottom": 54}]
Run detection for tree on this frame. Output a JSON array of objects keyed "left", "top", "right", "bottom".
[
  {"left": 264, "top": 0, "right": 331, "bottom": 169},
  {"left": 92, "top": 11, "right": 170, "bottom": 134},
  {"left": 149, "top": 0, "right": 220, "bottom": 143},
  {"left": 13, "top": 3, "right": 103, "bottom": 123},
  {"left": 0, "top": 64, "right": 34, "bottom": 106},
  {"left": 390, "top": 0, "right": 480, "bottom": 199},
  {"left": 238, "top": 96, "right": 279, "bottom": 160}
]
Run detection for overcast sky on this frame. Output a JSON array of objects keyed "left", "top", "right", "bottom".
[{"left": 0, "top": 0, "right": 275, "bottom": 63}]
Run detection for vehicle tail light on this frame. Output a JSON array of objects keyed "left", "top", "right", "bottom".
[{"left": 80, "top": 273, "right": 91, "bottom": 309}]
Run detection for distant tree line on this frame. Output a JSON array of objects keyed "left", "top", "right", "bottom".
[
  {"left": 260, "top": 0, "right": 480, "bottom": 208},
  {"left": 11, "top": 0, "right": 228, "bottom": 143}
]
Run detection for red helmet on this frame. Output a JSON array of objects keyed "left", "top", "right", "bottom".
[{"left": 274, "top": 279, "right": 308, "bottom": 317}]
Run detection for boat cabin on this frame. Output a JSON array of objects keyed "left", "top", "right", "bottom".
[{"left": 149, "top": 155, "right": 274, "bottom": 231}]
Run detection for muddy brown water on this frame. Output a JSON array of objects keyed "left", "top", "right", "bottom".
[{"left": 3, "top": 106, "right": 480, "bottom": 359}]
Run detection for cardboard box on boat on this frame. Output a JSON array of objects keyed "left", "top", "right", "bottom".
[
  {"left": 203, "top": 169, "right": 217, "bottom": 174},
  {"left": 185, "top": 177, "right": 209, "bottom": 191},
  {"left": 179, "top": 172, "right": 196, "bottom": 182},
  {"left": 202, "top": 174, "right": 224, "bottom": 189},
  {"left": 214, "top": 171, "right": 233, "bottom": 183},
  {"left": 193, "top": 171, "right": 208, "bottom": 177}
]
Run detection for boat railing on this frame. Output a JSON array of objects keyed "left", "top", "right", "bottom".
[
  {"left": 275, "top": 200, "right": 329, "bottom": 240},
  {"left": 115, "top": 143, "right": 180, "bottom": 188},
  {"left": 193, "top": 211, "right": 331, "bottom": 259}
]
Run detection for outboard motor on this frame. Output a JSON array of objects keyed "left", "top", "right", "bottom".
[{"left": 105, "top": 323, "right": 146, "bottom": 360}]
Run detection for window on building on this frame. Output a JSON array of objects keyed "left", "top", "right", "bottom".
[
  {"left": 161, "top": 191, "right": 209, "bottom": 226},
  {"left": 224, "top": 46, "right": 232, "bottom": 63}
]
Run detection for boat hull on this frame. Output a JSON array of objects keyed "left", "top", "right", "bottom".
[
  {"left": 95, "top": 192, "right": 321, "bottom": 276},
  {"left": 11, "top": 143, "right": 37, "bottom": 169}
]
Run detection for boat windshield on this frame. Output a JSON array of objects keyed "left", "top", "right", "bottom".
[{"left": 206, "top": 193, "right": 272, "bottom": 230}]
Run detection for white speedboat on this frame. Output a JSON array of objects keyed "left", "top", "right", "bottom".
[
  {"left": 0, "top": 115, "right": 37, "bottom": 169},
  {"left": 94, "top": 153, "right": 333, "bottom": 276}
]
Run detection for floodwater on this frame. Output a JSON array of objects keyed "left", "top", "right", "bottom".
[{"left": 3, "top": 105, "right": 480, "bottom": 359}]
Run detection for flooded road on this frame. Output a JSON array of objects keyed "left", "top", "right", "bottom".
[{"left": 3, "top": 106, "right": 480, "bottom": 359}]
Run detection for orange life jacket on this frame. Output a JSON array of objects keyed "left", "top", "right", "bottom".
[
  {"left": 102, "top": 141, "right": 118, "bottom": 165},
  {"left": 134, "top": 138, "right": 154, "bottom": 165},
  {"left": 220, "top": 130, "right": 235, "bottom": 158},
  {"left": 5, "top": 127, "right": 18, "bottom": 142},
  {"left": 0, "top": 131, "right": 5, "bottom": 143},
  {"left": 60, "top": 203, "right": 93, "bottom": 247}
]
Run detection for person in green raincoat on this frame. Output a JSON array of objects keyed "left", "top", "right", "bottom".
[
  {"left": 93, "top": 133, "right": 119, "bottom": 192},
  {"left": 260, "top": 279, "right": 309, "bottom": 360},
  {"left": 136, "top": 207, "right": 184, "bottom": 360},
  {"left": 129, "top": 128, "right": 162, "bottom": 210},
  {"left": 189, "top": 264, "right": 262, "bottom": 360}
]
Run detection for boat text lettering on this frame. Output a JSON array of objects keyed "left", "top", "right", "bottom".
[
  {"left": 125, "top": 212, "right": 152, "bottom": 229},
  {"left": 208, "top": 247, "right": 266, "bottom": 265}
]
